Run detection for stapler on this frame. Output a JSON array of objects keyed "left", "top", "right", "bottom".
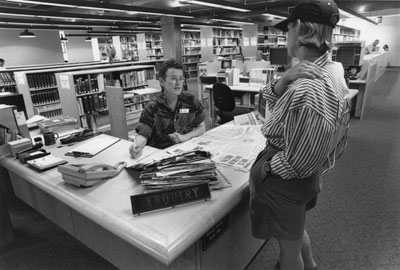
[
  {"left": 16, "top": 143, "right": 50, "bottom": 164},
  {"left": 58, "top": 161, "right": 127, "bottom": 187}
]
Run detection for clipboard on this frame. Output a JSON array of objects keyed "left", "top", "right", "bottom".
[{"left": 65, "top": 134, "right": 121, "bottom": 158}]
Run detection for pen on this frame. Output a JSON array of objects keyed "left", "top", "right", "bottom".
[{"left": 71, "top": 151, "right": 91, "bottom": 157}]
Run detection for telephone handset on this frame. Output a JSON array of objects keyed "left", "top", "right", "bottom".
[{"left": 58, "top": 161, "right": 127, "bottom": 187}]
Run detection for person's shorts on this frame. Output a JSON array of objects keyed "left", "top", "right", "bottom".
[{"left": 249, "top": 145, "right": 321, "bottom": 240}]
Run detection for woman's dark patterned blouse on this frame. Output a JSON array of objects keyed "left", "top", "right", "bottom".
[{"left": 135, "top": 92, "right": 205, "bottom": 149}]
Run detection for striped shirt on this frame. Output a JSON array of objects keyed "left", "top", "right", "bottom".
[{"left": 262, "top": 52, "right": 346, "bottom": 179}]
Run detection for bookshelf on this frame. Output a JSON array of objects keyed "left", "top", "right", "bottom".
[
  {"left": 0, "top": 71, "right": 18, "bottom": 93},
  {"left": 97, "top": 37, "right": 113, "bottom": 61},
  {"left": 145, "top": 33, "right": 164, "bottom": 60},
  {"left": 14, "top": 60, "right": 163, "bottom": 119},
  {"left": 182, "top": 30, "right": 201, "bottom": 79},
  {"left": 120, "top": 36, "right": 139, "bottom": 61},
  {"left": 106, "top": 86, "right": 161, "bottom": 139},
  {"left": 56, "top": 65, "right": 157, "bottom": 131},
  {"left": 333, "top": 25, "right": 361, "bottom": 42},
  {"left": 257, "top": 26, "right": 287, "bottom": 61},
  {"left": 213, "top": 28, "right": 242, "bottom": 57}
]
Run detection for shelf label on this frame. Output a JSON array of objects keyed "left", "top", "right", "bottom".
[
  {"left": 206, "top": 38, "right": 213, "bottom": 47},
  {"left": 201, "top": 215, "right": 229, "bottom": 251},
  {"left": 201, "top": 38, "right": 206, "bottom": 47},
  {"left": 15, "top": 73, "right": 25, "bottom": 85},
  {"left": 60, "top": 75, "right": 70, "bottom": 89},
  {"left": 250, "top": 37, "right": 257, "bottom": 46},
  {"left": 130, "top": 183, "right": 211, "bottom": 215},
  {"left": 243, "top": 37, "right": 250, "bottom": 46}
]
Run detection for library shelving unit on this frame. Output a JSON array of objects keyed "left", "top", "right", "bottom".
[
  {"left": 106, "top": 86, "right": 161, "bottom": 139},
  {"left": 98, "top": 37, "right": 114, "bottom": 61},
  {"left": 0, "top": 71, "right": 18, "bottom": 93},
  {"left": 213, "top": 27, "right": 242, "bottom": 58},
  {"left": 14, "top": 60, "right": 163, "bottom": 119},
  {"left": 56, "top": 65, "right": 157, "bottom": 131},
  {"left": 120, "top": 35, "right": 139, "bottom": 61},
  {"left": 145, "top": 33, "right": 164, "bottom": 60},
  {"left": 182, "top": 30, "right": 201, "bottom": 79},
  {"left": 257, "top": 26, "right": 287, "bottom": 61},
  {"left": 333, "top": 25, "right": 361, "bottom": 42}
]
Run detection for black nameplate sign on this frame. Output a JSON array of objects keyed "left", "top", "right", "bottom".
[{"left": 130, "top": 183, "right": 211, "bottom": 215}]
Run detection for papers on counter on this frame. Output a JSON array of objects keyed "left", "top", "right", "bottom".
[{"left": 166, "top": 125, "right": 266, "bottom": 172}]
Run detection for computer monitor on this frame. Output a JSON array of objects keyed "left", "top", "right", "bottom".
[
  {"left": 221, "top": 59, "right": 232, "bottom": 70},
  {"left": 269, "top": 47, "right": 290, "bottom": 66}
]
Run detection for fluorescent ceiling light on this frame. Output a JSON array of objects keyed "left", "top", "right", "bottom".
[
  {"left": 6, "top": 0, "right": 76, "bottom": 8},
  {"left": 338, "top": 8, "right": 377, "bottom": 25},
  {"left": 211, "top": 18, "right": 254, "bottom": 25},
  {"left": 19, "top": 29, "right": 36, "bottom": 38},
  {"left": 35, "top": 15, "right": 151, "bottom": 23},
  {"left": 180, "top": 0, "right": 250, "bottom": 12},
  {"left": 262, "top": 13, "right": 287, "bottom": 20},
  {"left": 6, "top": 0, "right": 194, "bottom": 18}
]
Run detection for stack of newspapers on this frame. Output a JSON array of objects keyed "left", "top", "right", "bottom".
[{"left": 134, "top": 150, "right": 218, "bottom": 191}]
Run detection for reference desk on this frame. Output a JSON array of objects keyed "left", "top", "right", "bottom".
[{"left": 0, "top": 128, "right": 265, "bottom": 269}]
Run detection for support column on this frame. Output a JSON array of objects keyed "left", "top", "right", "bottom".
[
  {"left": 242, "top": 24, "right": 258, "bottom": 58},
  {"left": 161, "top": 17, "right": 182, "bottom": 63}
]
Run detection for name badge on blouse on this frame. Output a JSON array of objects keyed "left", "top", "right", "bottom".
[{"left": 179, "top": 108, "right": 189, "bottom": 113}]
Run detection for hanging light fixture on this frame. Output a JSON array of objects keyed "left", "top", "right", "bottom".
[
  {"left": 85, "top": 36, "right": 92, "bottom": 42},
  {"left": 19, "top": 29, "right": 36, "bottom": 38}
]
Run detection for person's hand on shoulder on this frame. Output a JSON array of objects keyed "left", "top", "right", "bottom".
[{"left": 283, "top": 60, "right": 323, "bottom": 83}]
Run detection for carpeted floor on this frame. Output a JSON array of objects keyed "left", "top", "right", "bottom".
[{"left": 1, "top": 69, "right": 400, "bottom": 270}]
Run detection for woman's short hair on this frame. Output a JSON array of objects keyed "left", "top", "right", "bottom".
[
  {"left": 158, "top": 59, "right": 183, "bottom": 79},
  {"left": 293, "top": 20, "right": 334, "bottom": 53}
]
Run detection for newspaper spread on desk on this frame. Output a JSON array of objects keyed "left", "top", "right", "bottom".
[{"left": 166, "top": 125, "right": 266, "bottom": 172}]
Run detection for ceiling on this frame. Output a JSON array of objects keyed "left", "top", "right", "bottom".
[{"left": 0, "top": 0, "right": 399, "bottom": 36}]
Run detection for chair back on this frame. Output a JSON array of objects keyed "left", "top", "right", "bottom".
[{"left": 212, "top": 83, "right": 235, "bottom": 112}]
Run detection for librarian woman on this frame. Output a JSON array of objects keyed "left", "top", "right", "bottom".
[{"left": 129, "top": 59, "right": 205, "bottom": 158}]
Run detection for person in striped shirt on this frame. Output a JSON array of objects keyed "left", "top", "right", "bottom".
[{"left": 249, "top": 1, "right": 346, "bottom": 270}]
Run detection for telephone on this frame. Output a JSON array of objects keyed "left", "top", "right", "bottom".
[{"left": 58, "top": 161, "right": 127, "bottom": 187}]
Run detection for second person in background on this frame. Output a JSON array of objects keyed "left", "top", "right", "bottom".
[{"left": 129, "top": 59, "right": 205, "bottom": 158}]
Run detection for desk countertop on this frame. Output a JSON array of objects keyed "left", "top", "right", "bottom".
[{"left": 0, "top": 128, "right": 255, "bottom": 265}]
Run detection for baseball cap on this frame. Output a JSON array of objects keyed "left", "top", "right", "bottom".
[{"left": 274, "top": 0, "right": 340, "bottom": 31}]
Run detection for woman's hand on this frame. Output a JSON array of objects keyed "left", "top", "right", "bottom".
[
  {"left": 273, "top": 60, "right": 323, "bottom": 97},
  {"left": 283, "top": 60, "right": 323, "bottom": 82},
  {"left": 129, "top": 135, "right": 147, "bottom": 159},
  {"left": 168, "top": 132, "right": 187, "bottom": 144}
]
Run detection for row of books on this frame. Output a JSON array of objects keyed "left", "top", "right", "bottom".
[
  {"left": 183, "top": 56, "right": 201, "bottom": 64},
  {"left": 0, "top": 72, "right": 16, "bottom": 86},
  {"left": 259, "top": 27, "right": 286, "bottom": 36},
  {"left": 214, "top": 39, "right": 240, "bottom": 46},
  {"left": 182, "top": 39, "right": 201, "bottom": 48},
  {"left": 31, "top": 88, "right": 60, "bottom": 105},
  {"left": 145, "top": 33, "right": 162, "bottom": 42},
  {"left": 34, "top": 102, "right": 62, "bottom": 116},
  {"left": 183, "top": 48, "right": 201, "bottom": 55},
  {"left": 77, "top": 93, "right": 107, "bottom": 115},
  {"left": 213, "top": 29, "right": 241, "bottom": 38},
  {"left": 119, "top": 69, "right": 155, "bottom": 88},
  {"left": 0, "top": 85, "right": 18, "bottom": 93},
  {"left": 125, "top": 104, "right": 144, "bottom": 114},
  {"left": 37, "top": 108, "right": 63, "bottom": 119},
  {"left": 124, "top": 93, "right": 150, "bottom": 105},
  {"left": 182, "top": 32, "right": 200, "bottom": 40},
  {"left": 215, "top": 47, "right": 240, "bottom": 55},
  {"left": 27, "top": 73, "right": 57, "bottom": 90},
  {"left": 74, "top": 77, "right": 100, "bottom": 95}
]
